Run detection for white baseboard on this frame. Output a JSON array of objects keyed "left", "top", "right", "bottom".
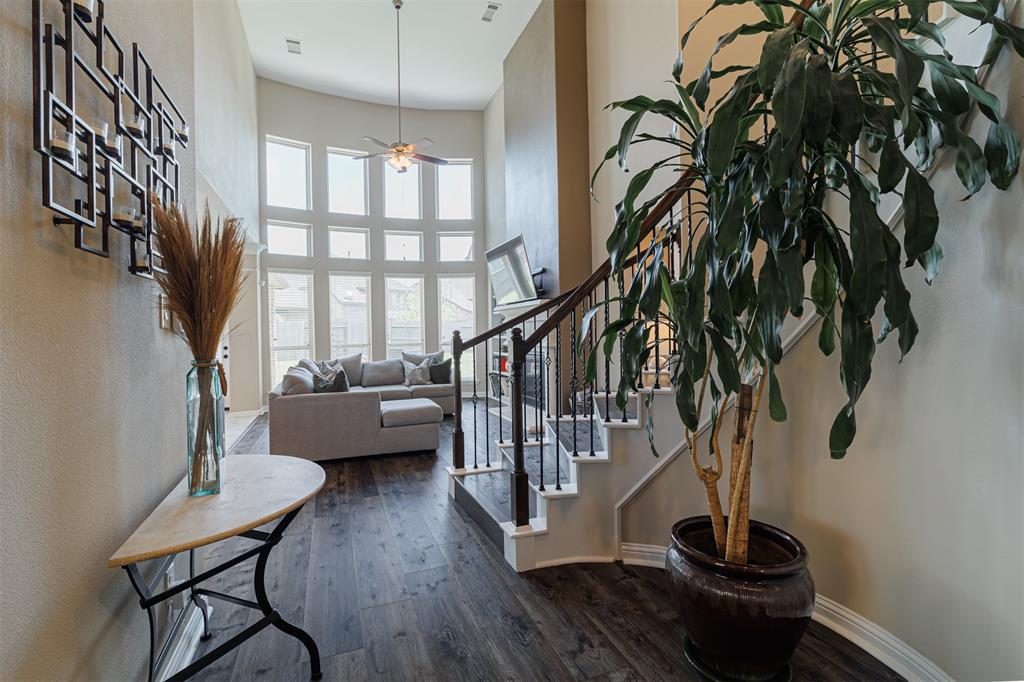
[
  {"left": 619, "top": 543, "right": 950, "bottom": 682},
  {"left": 157, "top": 604, "right": 209, "bottom": 681}
]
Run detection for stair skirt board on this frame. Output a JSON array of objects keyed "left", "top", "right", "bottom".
[{"left": 618, "top": 543, "right": 951, "bottom": 682}]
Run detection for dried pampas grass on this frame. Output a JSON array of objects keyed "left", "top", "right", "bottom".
[{"left": 151, "top": 198, "right": 247, "bottom": 363}]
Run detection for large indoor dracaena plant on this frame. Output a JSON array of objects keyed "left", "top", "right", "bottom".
[{"left": 586, "top": 0, "right": 1024, "bottom": 564}]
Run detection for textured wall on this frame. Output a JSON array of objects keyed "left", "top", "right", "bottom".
[
  {"left": 0, "top": 0, "right": 196, "bottom": 679},
  {"left": 483, "top": 85, "right": 507, "bottom": 251}
]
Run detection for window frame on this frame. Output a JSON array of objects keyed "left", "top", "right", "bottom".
[
  {"left": 384, "top": 274, "right": 426, "bottom": 359},
  {"left": 265, "top": 219, "right": 313, "bottom": 258},
  {"left": 265, "top": 135, "right": 311, "bottom": 211},
  {"left": 327, "top": 270, "right": 373, "bottom": 362},
  {"left": 326, "top": 147, "right": 369, "bottom": 217},
  {"left": 383, "top": 160, "right": 423, "bottom": 220},
  {"left": 328, "top": 226, "right": 371, "bottom": 261},
  {"left": 435, "top": 158, "right": 474, "bottom": 220},
  {"left": 267, "top": 267, "right": 316, "bottom": 377},
  {"left": 436, "top": 231, "right": 475, "bottom": 262},
  {"left": 383, "top": 230, "right": 424, "bottom": 262}
]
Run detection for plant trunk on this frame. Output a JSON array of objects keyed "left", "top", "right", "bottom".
[
  {"left": 703, "top": 476, "right": 727, "bottom": 554},
  {"left": 725, "top": 374, "right": 766, "bottom": 563},
  {"left": 729, "top": 384, "right": 754, "bottom": 564}
]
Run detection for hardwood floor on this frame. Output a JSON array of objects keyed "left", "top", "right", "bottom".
[{"left": 189, "top": 411, "right": 902, "bottom": 681}]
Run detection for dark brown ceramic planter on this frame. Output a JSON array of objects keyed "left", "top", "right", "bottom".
[{"left": 666, "top": 516, "right": 815, "bottom": 681}]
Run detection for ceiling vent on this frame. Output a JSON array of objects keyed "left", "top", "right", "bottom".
[
  {"left": 285, "top": 38, "right": 301, "bottom": 54},
  {"left": 481, "top": 2, "right": 500, "bottom": 22}
]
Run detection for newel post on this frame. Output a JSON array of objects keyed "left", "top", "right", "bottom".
[
  {"left": 510, "top": 328, "right": 530, "bottom": 527},
  {"left": 452, "top": 330, "right": 464, "bottom": 470}
]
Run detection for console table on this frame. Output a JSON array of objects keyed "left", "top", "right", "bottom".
[{"left": 109, "top": 455, "right": 326, "bottom": 681}]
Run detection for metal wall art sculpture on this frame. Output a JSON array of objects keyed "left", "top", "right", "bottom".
[{"left": 32, "top": 0, "right": 189, "bottom": 278}]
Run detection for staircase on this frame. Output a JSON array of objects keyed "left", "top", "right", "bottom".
[{"left": 446, "top": 181, "right": 692, "bottom": 571}]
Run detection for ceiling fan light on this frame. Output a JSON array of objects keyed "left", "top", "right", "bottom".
[{"left": 387, "top": 154, "right": 413, "bottom": 172}]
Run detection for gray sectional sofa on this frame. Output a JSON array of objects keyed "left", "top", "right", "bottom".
[{"left": 268, "top": 356, "right": 455, "bottom": 462}]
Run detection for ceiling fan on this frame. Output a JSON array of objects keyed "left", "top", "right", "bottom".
[{"left": 356, "top": 0, "right": 447, "bottom": 173}]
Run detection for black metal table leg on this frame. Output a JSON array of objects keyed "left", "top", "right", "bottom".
[{"left": 123, "top": 503, "right": 321, "bottom": 681}]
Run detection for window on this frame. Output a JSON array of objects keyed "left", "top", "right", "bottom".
[
  {"left": 385, "top": 276, "right": 424, "bottom": 358},
  {"left": 329, "top": 227, "right": 369, "bottom": 259},
  {"left": 438, "top": 232, "right": 474, "bottom": 262},
  {"left": 266, "top": 221, "right": 311, "bottom": 257},
  {"left": 265, "top": 137, "right": 309, "bottom": 210},
  {"left": 439, "top": 275, "right": 476, "bottom": 379},
  {"left": 384, "top": 162, "right": 421, "bottom": 219},
  {"left": 436, "top": 160, "right": 473, "bottom": 219},
  {"left": 268, "top": 270, "right": 314, "bottom": 381},
  {"left": 385, "top": 231, "right": 423, "bottom": 261},
  {"left": 328, "top": 150, "right": 367, "bottom": 215},
  {"left": 329, "top": 274, "right": 371, "bottom": 361}
]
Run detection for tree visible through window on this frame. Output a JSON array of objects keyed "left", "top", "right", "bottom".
[
  {"left": 385, "top": 276, "right": 424, "bottom": 358},
  {"left": 329, "top": 274, "right": 370, "bottom": 361},
  {"left": 268, "top": 270, "right": 314, "bottom": 381},
  {"left": 439, "top": 275, "right": 475, "bottom": 379}
]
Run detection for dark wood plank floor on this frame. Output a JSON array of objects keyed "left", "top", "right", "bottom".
[{"left": 189, "top": 410, "right": 901, "bottom": 681}]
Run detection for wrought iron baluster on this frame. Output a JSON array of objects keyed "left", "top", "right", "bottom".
[
  {"left": 570, "top": 303, "right": 579, "bottom": 457},
  {"left": 604, "top": 275, "right": 611, "bottom": 423},
  {"left": 533, "top": 317, "right": 540, "bottom": 443},
  {"left": 537, "top": 323, "right": 545, "bottom": 492},
  {"left": 554, "top": 321, "right": 562, "bottom": 490},
  {"left": 471, "top": 346, "right": 479, "bottom": 469},
  {"left": 618, "top": 274, "right": 627, "bottom": 423},
  {"left": 588, "top": 290, "right": 596, "bottom": 456},
  {"left": 497, "top": 330, "right": 504, "bottom": 444}
]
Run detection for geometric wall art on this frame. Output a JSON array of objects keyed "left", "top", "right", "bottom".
[{"left": 32, "top": 0, "right": 189, "bottom": 278}]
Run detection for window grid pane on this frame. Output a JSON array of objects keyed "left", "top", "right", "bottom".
[
  {"left": 385, "top": 277, "right": 424, "bottom": 359},
  {"left": 438, "top": 233, "right": 474, "bottom": 262},
  {"left": 328, "top": 151, "right": 367, "bottom": 215},
  {"left": 266, "top": 139, "right": 309, "bottom": 210},
  {"left": 385, "top": 232, "right": 423, "bottom": 261},
  {"left": 267, "top": 222, "right": 310, "bottom": 257},
  {"left": 384, "top": 163, "right": 421, "bottom": 219},
  {"left": 268, "top": 271, "right": 314, "bottom": 381},
  {"left": 329, "top": 228, "right": 369, "bottom": 259},
  {"left": 439, "top": 276, "right": 475, "bottom": 379},
  {"left": 437, "top": 162, "right": 473, "bottom": 220},
  {"left": 329, "top": 274, "right": 371, "bottom": 361}
]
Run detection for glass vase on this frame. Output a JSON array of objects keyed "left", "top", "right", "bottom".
[{"left": 186, "top": 359, "right": 224, "bottom": 496}]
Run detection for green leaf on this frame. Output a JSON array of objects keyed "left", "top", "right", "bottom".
[
  {"left": 839, "top": 298, "right": 875, "bottom": 406},
  {"left": 916, "top": 241, "right": 943, "bottom": 285},
  {"left": 881, "top": 227, "right": 911, "bottom": 330},
  {"left": 897, "top": 310, "right": 919, "bottom": 361},
  {"left": 616, "top": 110, "right": 645, "bottom": 169},
  {"left": 707, "top": 327, "right": 740, "bottom": 395},
  {"left": 985, "top": 119, "right": 1022, "bottom": 190},
  {"left": 829, "top": 404, "right": 855, "bottom": 458},
  {"left": 955, "top": 135, "right": 987, "bottom": 195},
  {"left": 818, "top": 315, "right": 836, "bottom": 356},
  {"left": 902, "top": 164, "right": 939, "bottom": 265},
  {"left": 863, "top": 17, "right": 924, "bottom": 126},
  {"left": 878, "top": 139, "right": 906, "bottom": 194},
  {"left": 767, "top": 363, "right": 787, "bottom": 422},
  {"left": 929, "top": 63, "right": 969, "bottom": 116},
  {"left": 803, "top": 54, "right": 833, "bottom": 149},
  {"left": 777, "top": 245, "right": 804, "bottom": 317},
  {"left": 755, "top": 252, "right": 786, "bottom": 364},
  {"left": 830, "top": 71, "right": 864, "bottom": 145},
  {"left": 847, "top": 176, "right": 887, "bottom": 318},
  {"left": 758, "top": 23, "right": 796, "bottom": 91},
  {"left": 755, "top": 1, "right": 784, "bottom": 26},
  {"left": 811, "top": 232, "right": 837, "bottom": 315},
  {"left": 767, "top": 130, "right": 802, "bottom": 189},
  {"left": 674, "top": 369, "right": 698, "bottom": 431},
  {"left": 904, "top": 0, "right": 927, "bottom": 27},
  {"left": 706, "top": 71, "right": 757, "bottom": 177},
  {"left": 771, "top": 45, "right": 808, "bottom": 141}
]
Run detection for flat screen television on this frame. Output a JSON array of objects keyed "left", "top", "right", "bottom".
[{"left": 486, "top": 235, "right": 538, "bottom": 306}]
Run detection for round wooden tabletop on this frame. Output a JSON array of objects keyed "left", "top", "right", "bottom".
[{"left": 108, "top": 455, "right": 325, "bottom": 567}]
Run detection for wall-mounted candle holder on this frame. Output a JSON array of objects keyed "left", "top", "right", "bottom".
[
  {"left": 33, "top": 0, "right": 188, "bottom": 277},
  {"left": 72, "top": 0, "right": 94, "bottom": 23}
]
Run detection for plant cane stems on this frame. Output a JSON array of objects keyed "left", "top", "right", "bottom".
[
  {"left": 725, "top": 372, "right": 766, "bottom": 563},
  {"left": 189, "top": 364, "right": 218, "bottom": 494},
  {"left": 729, "top": 384, "right": 754, "bottom": 564}
]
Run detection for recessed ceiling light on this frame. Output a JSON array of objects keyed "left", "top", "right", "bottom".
[
  {"left": 481, "top": 2, "right": 500, "bottom": 22},
  {"left": 285, "top": 38, "right": 301, "bottom": 54}
]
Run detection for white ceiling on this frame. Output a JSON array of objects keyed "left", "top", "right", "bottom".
[{"left": 236, "top": 0, "right": 541, "bottom": 111}]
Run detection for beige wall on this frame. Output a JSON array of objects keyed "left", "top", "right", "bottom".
[
  {"left": 622, "top": 7, "right": 1024, "bottom": 679},
  {"left": 256, "top": 78, "right": 488, "bottom": 394},
  {"left": 0, "top": 0, "right": 196, "bottom": 679},
  {"left": 587, "top": 0, "right": 680, "bottom": 269}
]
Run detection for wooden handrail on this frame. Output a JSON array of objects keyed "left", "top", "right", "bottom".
[
  {"left": 522, "top": 174, "right": 695, "bottom": 352},
  {"left": 460, "top": 288, "right": 574, "bottom": 350}
]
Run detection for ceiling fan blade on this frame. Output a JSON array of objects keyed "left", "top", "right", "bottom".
[
  {"left": 352, "top": 152, "right": 390, "bottom": 160},
  {"left": 362, "top": 136, "right": 393, "bottom": 150},
  {"left": 407, "top": 137, "right": 434, "bottom": 150},
  {"left": 410, "top": 153, "right": 448, "bottom": 165}
]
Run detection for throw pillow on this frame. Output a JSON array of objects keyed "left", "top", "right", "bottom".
[
  {"left": 402, "top": 350, "right": 443, "bottom": 366},
  {"left": 281, "top": 366, "right": 315, "bottom": 395},
  {"left": 313, "top": 366, "right": 350, "bottom": 393},
  {"left": 403, "top": 359, "right": 433, "bottom": 386},
  {"left": 429, "top": 357, "right": 453, "bottom": 384},
  {"left": 335, "top": 352, "right": 363, "bottom": 386},
  {"left": 297, "top": 358, "right": 320, "bottom": 375},
  {"left": 361, "top": 359, "right": 405, "bottom": 386}
]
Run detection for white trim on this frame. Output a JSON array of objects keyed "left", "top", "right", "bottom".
[
  {"left": 156, "top": 605, "right": 210, "bottom": 682},
  {"left": 534, "top": 555, "right": 615, "bottom": 569},
  {"left": 619, "top": 543, "right": 951, "bottom": 682},
  {"left": 813, "top": 595, "right": 954, "bottom": 682}
]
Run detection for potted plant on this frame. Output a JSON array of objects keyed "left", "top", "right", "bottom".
[{"left": 587, "top": 1, "right": 1024, "bottom": 678}]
